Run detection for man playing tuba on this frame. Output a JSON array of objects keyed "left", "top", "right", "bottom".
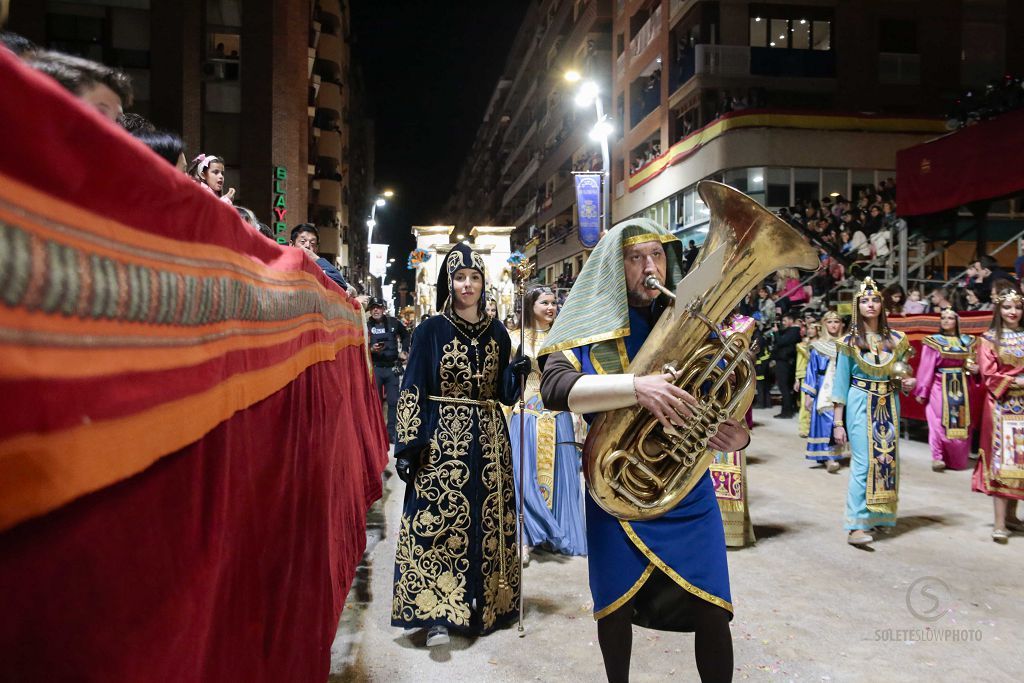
[{"left": 540, "top": 218, "right": 749, "bottom": 683}]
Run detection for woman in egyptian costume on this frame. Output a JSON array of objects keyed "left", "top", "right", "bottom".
[
  {"left": 832, "top": 278, "right": 915, "bottom": 546},
  {"left": 801, "top": 310, "right": 850, "bottom": 473},
  {"left": 795, "top": 320, "right": 816, "bottom": 439},
  {"left": 973, "top": 286, "right": 1024, "bottom": 544},
  {"left": 912, "top": 307, "right": 977, "bottom": 472},
  {"left": 509, "top": 285, "right": 587, "bottom": 563},
  {"left": 390, "top": 242, "right": 525, "bottom": 643}
]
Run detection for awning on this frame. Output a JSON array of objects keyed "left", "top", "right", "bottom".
[{"left": 896, "top": 109, "right": 1024, "bottom": 216}]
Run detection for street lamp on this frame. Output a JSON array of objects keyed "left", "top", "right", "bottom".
[
  {"left": 565, "top": 72, "right": 612, "bottom": 234},
  {"left": 367, "top": 189, "right": 396, "bottom": 296}
]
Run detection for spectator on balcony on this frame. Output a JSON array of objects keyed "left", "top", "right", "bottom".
[
  {"left": 870, "top": 223, "right": 892, "bottom": 261},
  {"left": 929, "top": 287, "right": 953, "bottom": 313},
  {"left": 903, "top": 288, "right": 930, "bottom": 315},
  {"left": 776, "top": 269, "right": 809, "bottom": 314},
  {"left": 974, "top": 255, "right": 1014, "bottom": 294},
  {"left": 882, "top": 284, "right": 906, "bottom": 317}
]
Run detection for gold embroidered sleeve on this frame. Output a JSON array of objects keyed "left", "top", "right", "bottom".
[{"left": 397, "top": 386, "right": 422, "bottom": 445}]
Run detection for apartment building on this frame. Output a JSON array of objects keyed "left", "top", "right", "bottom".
[
  {"left": 8, "top": 0, "right": 374, "bottom": 282},
  {"left": 610, "top": 0, "right": 1022, "bottom": 246},
  {"left": 445, "top": 0, "right": 614, "bottom": 288}
]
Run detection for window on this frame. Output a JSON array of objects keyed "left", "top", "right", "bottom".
[
  {"left": 765, "top": 167, "right": 791, "bottom": 207},
  {"left": 879, "top": 19, "right": 917, "bottom": 54},
  {"left": 748, "top": 7, "right": 832, "bottom": 51},
  {"left": 792, "top": 19, "right": 810, "bottom": 50},
  {"left": 793, "top": 168, "right": 820, "bottom": 204},
  {"left": 769, "top": 19, "right": 787, "bottom": 48},
  {"left": 822, "top": 169, "right": 848, "bottom": 199},
  {"left": 749, "top": 17, "right": 766, "bottom": 48},
  {"left": 812, "top": 21, "right": 831, "bottom": 50}
]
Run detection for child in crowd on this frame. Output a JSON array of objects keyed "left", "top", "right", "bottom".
[
  {"left": 902, "top": 288, "right": 929, "bottom": 314},
  {"left": 188, "top": 153, "right": 235, "bottom": 204}
]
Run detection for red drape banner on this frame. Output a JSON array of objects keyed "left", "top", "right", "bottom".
[
  {"left": 0, "top": 49, "right": 388, "bottom": 681},
  {"left": 896, "top": 109, "right": 1024, "bottom": 216}
]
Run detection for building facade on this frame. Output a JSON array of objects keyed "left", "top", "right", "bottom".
[
  {"left": 8, "top": 0, "right": 373, "bottom": 282},
  {"left": 610, "top": 0, "right": 1024, "bottom": 247},
  {"left": 445, "top": 0, "right": 614, "bottom": 289}
]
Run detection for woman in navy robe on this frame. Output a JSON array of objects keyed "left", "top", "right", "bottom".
[{"left": 391, "top": 243, "right": 527, "bottom": 646}]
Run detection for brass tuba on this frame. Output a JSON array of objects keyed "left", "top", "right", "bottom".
[{"left": 583, "top": 181, "right": 820, "bottom": 520}]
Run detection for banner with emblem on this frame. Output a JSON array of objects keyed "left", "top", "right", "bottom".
[
  {"left": 369, "top": 243, "right": 389, "bottom": 278},
  {"left": 574, "top": 172, "right": 601, "bottom": 248}
]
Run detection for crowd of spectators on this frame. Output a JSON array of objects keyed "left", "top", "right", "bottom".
[
  {"left": 946, "top": 73, "right": 1024, "bottom": 130},
  {"left": 774, "top": 179, "right": 905, "bottom": 300}
]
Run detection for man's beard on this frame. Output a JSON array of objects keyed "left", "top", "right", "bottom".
[{"left": 627, "top": 289, "right": 656, "bottom": 306}]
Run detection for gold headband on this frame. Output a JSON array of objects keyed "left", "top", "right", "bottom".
[
  {"left": 855, "top": 277, "right": 881, "bottom": 300},
  {"left": 994, "top": 289, "right": 1024, "bottom": 305},
  {"left": 821, "top": 310, "right": 842, "bottom": 323}
]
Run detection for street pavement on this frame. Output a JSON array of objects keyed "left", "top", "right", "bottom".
[{"left": 329, "top": 409, "right": 1022, "bottom": 682}]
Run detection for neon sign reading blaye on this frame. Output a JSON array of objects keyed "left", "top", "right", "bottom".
[{"left": 273, "top": 166, "right": 287, "bottom": 244}]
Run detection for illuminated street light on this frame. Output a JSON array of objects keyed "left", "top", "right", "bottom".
[
  {"left": 575, "top": 80, "right": 599, "bottom": 108},
  {"left": 383, "top": 189, "right": 395, "bottom": 198},
  {"left": 456, "top": 233, "right": 465, "bottom": 240},
  {"left": 375, "top": 198, "right": 386, "bottom": 207},
  {"left": 590, "top": 117, "right": 614, "bottom": 141},
  {"left": 564, "top": 69, "right": 581, "bottom": 83},
  {"left": 366, "top": 218, "right": 376, "bottom": 229}
]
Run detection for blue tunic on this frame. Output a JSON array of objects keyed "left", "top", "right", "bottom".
[
  {"left": 831, "top": 332, "right": 909, "bottom": 530},
  {"left": 570, "top": 305, "right": 732, "bottom": 628},
  {"left": 801, "top": 345, "right": 847, "bottom": 461}
]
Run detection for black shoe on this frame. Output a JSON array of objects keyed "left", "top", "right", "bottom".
[{"left": 774, "top": 413, "right": 794, "bottom": 419}]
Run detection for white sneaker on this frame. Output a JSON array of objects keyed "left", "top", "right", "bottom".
[{"left": 426, "top": 625, "right": 450, "bottom": 647}]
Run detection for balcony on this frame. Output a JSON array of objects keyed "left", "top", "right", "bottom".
[
  {"left": 629, "top": 4, "right": 662, "bottom": 57},
  {"left": 515, "top": 196, "right": 538, "bottom": 228},
  {"left": 502, "top": 153, "right": 540, "bottom": 207},
  {"left": 616, "top": 51, "right": 626, "bottom": 81},
  {"left": 878, "top": 52, "right": 920, "bottom": 85},
  {"left": 537, "top": 179, "right": 576, "bottom": 226},
  {"left": 750, "top": 46, "right": 835, "bottom": 78},
  {"left": 317, "top": 130, "right": 341, "bottom": 161},
  {"left": 694, "top": 44, "right": 750, "bottom": 78},
  {"left": 502, "top": 121, "right": 537, "bottom": 175}
]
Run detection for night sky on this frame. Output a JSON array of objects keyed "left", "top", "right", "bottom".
[{"left": 349, "top": 1, "right": 528, "bottom": 291}]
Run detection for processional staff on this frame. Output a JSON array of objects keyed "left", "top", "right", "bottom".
[{"left": 510, "top": 254, "right": 534, "bottom": 637}]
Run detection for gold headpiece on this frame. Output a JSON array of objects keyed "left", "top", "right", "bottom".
[
  {"left": 855, "top": 277, "right": 882, "bottom": 300},
  {"left": 821, "top": 310, "right": 842, "bottom": 323},
  {"left": 994, "top": 289, "right": 1023, "bottom": 305}
]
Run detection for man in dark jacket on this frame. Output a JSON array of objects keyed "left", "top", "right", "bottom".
[
  {"left": 289, "top": 223, "right": 352, "bottom": 292},
  {"left": 367, "top": 298, "right": 408, "bottom": 445},
  {"left": 771, "top": 311, "right": 801, "bottom": 418}
]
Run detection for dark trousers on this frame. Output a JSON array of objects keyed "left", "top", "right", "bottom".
[
  {"left": 774, "top": 359, "right": 795, "bottom": 416},
  {"left": 374, "top": 366, "right": 400, "bottom": 444}
]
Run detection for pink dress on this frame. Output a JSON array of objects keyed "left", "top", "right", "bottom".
[
  {"left": 973, "top": 332, "right": 1024, "bottom": 500},
  {"left": 912, "top": 335, "right": 975, "bottom": 470}
]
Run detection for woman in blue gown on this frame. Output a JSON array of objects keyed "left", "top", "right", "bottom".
[
  {"left": 510, "top": 285, "right": 587, "bottom": 564},
  {"left": 832, "top": 278, "right": 916, "bottom": 547}
]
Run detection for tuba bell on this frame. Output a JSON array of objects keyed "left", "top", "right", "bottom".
[{"left": 583, "top": 181, "right": 820, "bottom": 521}]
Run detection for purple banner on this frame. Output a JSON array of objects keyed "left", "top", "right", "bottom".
[{"left": 574, "top": 173, "right": 601, "bottom": 248}]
